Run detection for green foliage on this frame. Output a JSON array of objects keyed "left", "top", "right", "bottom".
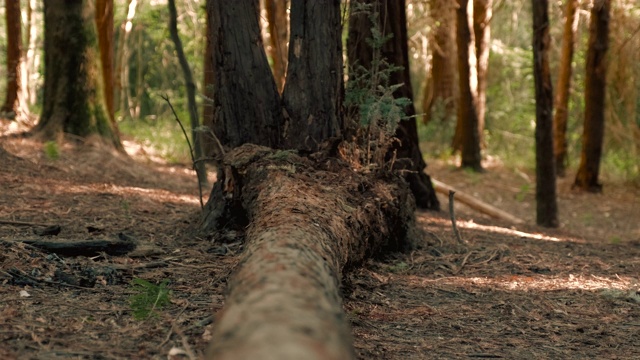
[
  {"left": 118, "top": 115, "right": 191, "bottom": 164},
  {"left": 129, "top": 278, "right": 171, "bottom": 320},
  {"left": 43, "top": 141, "right": 60, "bottom": 160},
  {"left": 345, "top": 3, "right": 412, "bottom": 169}
]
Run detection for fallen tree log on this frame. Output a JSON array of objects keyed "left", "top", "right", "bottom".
[
  {"left": 431, "top": 178, "right": 525, "bottom": 225},
  {"left": 203, "top": 144, "right": 417, "bottom": 359}
]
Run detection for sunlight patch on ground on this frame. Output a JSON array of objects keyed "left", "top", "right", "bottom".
[
  {"left": 404, "top": 273, "right": 636, "bottom": 292},
  {"left": 457, "top": 220, "right": 582, "bottom": 243}
]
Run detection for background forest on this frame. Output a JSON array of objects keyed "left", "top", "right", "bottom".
[
  {"left": 2, "top": 1, "right": 640, "bottom": 358},
  {"left": 1, "top": 0, "right": 638, "bottom": 182}
]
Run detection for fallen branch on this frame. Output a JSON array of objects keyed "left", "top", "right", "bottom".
[{"left": 432, "top": 178, "right": 525, "bottom": 225}]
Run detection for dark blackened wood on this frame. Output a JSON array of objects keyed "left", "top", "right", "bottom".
[
  {"left": 574, "top": 0, "right": 610, "bottom": 192},
  {"left": 531, "top": 0, "right": 559, "bottom": 227},
  {"left": 282, "top": 0, "right": 343, "bottom": 151},
  {"left": 347, "top": 0, "right": 440, "bottom": 210},
  {"left": 209, "top": 0, "right": 284, "bottom": 150}
]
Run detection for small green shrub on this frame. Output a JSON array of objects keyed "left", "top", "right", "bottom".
[
  {"left": 129, "top": 278, "right": 171, "bottom": 320},
  {"left": 43, "top": 141, "right": 60, "bottom": 160}
]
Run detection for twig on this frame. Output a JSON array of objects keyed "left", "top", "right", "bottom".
[
  {"left": 453, "top": 251, "right": 474, "bottom": 275},
  {"left": 161, "top": 94, "right": 204, "bottom": 210},
  {"left": 448, "top": 190, "right": 466, "bottom": 245},
  {"left": 0, "top": 219, "right": 57, "bottom": 227}
]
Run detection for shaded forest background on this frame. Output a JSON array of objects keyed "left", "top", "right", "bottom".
[{"left": 0, "top": 0, "right": 638, "bottom": 181}]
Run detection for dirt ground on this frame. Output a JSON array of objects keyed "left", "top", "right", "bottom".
[{"left": 1, "top": 121, "right": 638, "bottom": 359}]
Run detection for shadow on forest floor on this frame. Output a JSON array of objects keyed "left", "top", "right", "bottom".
[{"left": 1, "top": 120, "right": 638, "bottom": 359}]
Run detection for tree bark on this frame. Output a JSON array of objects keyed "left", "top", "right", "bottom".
[
  {"left": 209, "top": 0, "right": 284, "bottom": 150},
  {"left": 96, "top": 0, "right": 115, "bottom": 123},
  {"left": 168, "top": 0, "right": 207, "bottom": 186},
  {"left": 347, "top": 0, "right": 440, "bottom": 210},
  {"left": 36, "top": 0, "right": 122, "bottom": 150},
  {"left": 201, "top": 0, "right": 216, "bottom": 158},
  {"left": 574, "top": 0, "right": 610, "bottom": 192},
  {"left": 422, "top": 0, "right": 457, "bottom": 124},
  {"left": 455, "top": 0, "right": 483, "bottom": 171},
  {"left": 531, "top": 0, "right": 559, "bottom": 228},
  {"left": 2, "top": 0, "right": 22, "bottom": 119},
  {"left": 281, "top": 0, "right": 343, "bottom": 152},
  {"left": 473, "top": 0, "right": 491, "bottom": 147},
  {"left": 207, "top": 145, "right": 416, "bottom": 360},
  {"left": 553, "top": 0, "right": 579, "bottom": 177},
  {"left": 265, "top": 0, "right": 289, "bottom": 93},
  {"left": 203, "top": 1, "right": 418, "bottom": 358}
]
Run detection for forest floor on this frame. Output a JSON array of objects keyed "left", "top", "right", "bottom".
[{"left": 1, "top": 120, "right": 639, "bottom": 359}]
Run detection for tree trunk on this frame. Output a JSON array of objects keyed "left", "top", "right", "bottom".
[
  {"left": 265, "top": 0, "right": 289, "bottom": 93},
  {"left": 201, "top": 0, "right": 216, "bottom": 158},
  {"left": 36, "top": 0, "right": 122, "bottom": 150},
  {"left": 473, "top": 0, "right": 491, "bottom": 147},
  {"left": 553, "top": 0, "right": 579, "bottom": 177},
  {"left": 531, "top": 0, "right": 559, "bottom": 228},
  {"left": 574, "top": 0, "right": 610, "bottom": 192},
  {"left": 347, "top": 0, "right": 440, "bottom": 210},
  {"left": 24, "top": 0, "right": 41, "bottom": 108},
  {"left": 422, "top": 0, "right": 457, "bottom": 124},
  {"left": 209, "top": 1, "right": 284, "bottom": 151},
  {"left": 96, "top": 0, "right": 115, "bottom": 123},
  {"left": 455, "top": 0, "right": 483, "bottom": 171},
  {"left": 203, "top": 1, "right": 417, "bottom": 358},
  {"left": 2, "top": 0, "right": 22, "bottom": 119},
  {"left": 115, "top": 0, "right": 137, "bottom": 119},
  {"left": 207, "top": 146, "right": 415, "bottom": 360},
  {"left": 281, "top": 0, "right": 343, "bottom": 152},
  {"left": 168, "top": 0, "right": 207, "bottom": 186}
]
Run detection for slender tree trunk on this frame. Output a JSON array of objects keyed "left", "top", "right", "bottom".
[
  {"left": 574, "top": 0, "right": 611, "bottom": 192},
  {"left": 96, "top": 0, "right": 115, "bottom": 123},
  {"left": 36, "top": 0, "right": 122, "bottom": 150},
  {"left": 347, "top": 0, "right": 440, "bottom": 210},
  {"left": 25, "top": 0, "right": 40, "bottom": 107},
  {"left": 553, "top": 0, "right": 579, "bottom": 177},
  {"left": 455, "top": 0, "right": 483, "bottom": 171},
  {"left": 423, "top": 0, "right": 457, "bottom": 124},
  {"left": 201, "top": 0, "right": 216, "bottom": 157},
  {"left": 282, "top": 0, "right": 343, "bottom": 151},
  {"left": 168, "top": 0, "right": 207, "bottom": 186},
  {"left": 265, "top": 0, "right": 289, "bottom": 93},
  {"left": 531, "top": 0, "right": 559, "bottom": 228},
  {"left": 115, "top": 0, "right": 137, "bottom": 119},
  {"left": 2, "top": 0, "right": 22, "bottom": 119},
  {"left": 473, "top": 0, "right": 491, "bottom": 147}
]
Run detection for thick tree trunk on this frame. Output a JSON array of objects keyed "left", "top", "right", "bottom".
[
  {"left": 36, "top": 0, "right": 122, "bottom": 150},
  {"left": 2, "top": 0, "right": 22, "bottom": 119},
  {"left": 423, "top": 0, "right": 457, "bottom": 124},
  {"left": 347, "top": 0, "right": 440, "bottom": 210},
  {"left": 281, "top": 0, "right": 343, "bottom": 152},
  {"left": 96, "top": 0, "right": 115, "bottom": 123},
  {"left": 265, "top": 0, "right": 289, "bottom": 93},
  {"left": 209, "top": 0, "right": 284, "bottom": 150},
  {"left": 455, "top": 0, "right": 483, "bottom": 171},
  {"left": 473, "top": 0, "right": 491, "bottom": 147},
  {"left": 531, "top": 0, "right": 559, "bottom": 228},
  {"left": 574, "top": 0, "right": 610, "bottom": 192},
  {"left": 168, "top": 0, "right": 207, "bottom": 186},
  {"left": 207, "top": 145, "right": 415, "bottom": 359},
  {"left": 553, "top": 0, "right": 579, "bottom": 177}
]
